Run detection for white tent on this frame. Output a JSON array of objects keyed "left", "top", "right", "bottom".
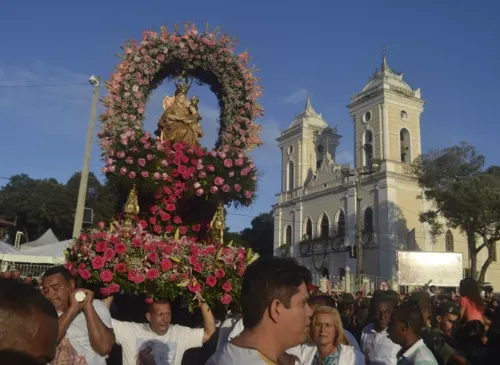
[
  {"left": 21, "top": 229, "right": 59, "bottom": 249},
  {"left": 0, "top": 240, "right": 18, "bottom": 254},
  {"left": 0, "top": 239, "right": 72, "bottom": 264}
]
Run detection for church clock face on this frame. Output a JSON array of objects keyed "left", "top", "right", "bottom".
[{"left": 362, "top": 111, "right": 372, "bottom": 124}]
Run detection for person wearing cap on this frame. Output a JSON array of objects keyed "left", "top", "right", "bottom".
[{"left": 421, "top": 302, "right": 469, "bottom": 365}]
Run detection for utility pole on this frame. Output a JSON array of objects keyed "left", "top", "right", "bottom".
[{"left": 72, "top": 75, "right": 100, "bottom": 238}]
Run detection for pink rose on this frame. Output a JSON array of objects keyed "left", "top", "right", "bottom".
[
  {"left": 104, "top": 248, "right": 116, "bottom": 262},
  {"left": 234, "top": 184, "right": 242, "bottom": 192},
  {"left": 128, "top": 171, "right": 136, "bottom": 179},
  {"left": 210, "top": 186, "right": 218, "bottom": 194},
  {"left": 141, "top": 171, "right": 149, "bottom": 178},
  {"left": 120, "top": 167, "right": 127, "bottom": 175},
  {"left": 188, "top": 280, "right": 201, "bottom": 293},
  {"left": 117, "top": 151, "right": 125, "bottom": 158},
  {"left": 207, "top": 164, "right": 215, "bottom": 172},
  {"left": 146, "top": 268, "right": 160, "bottom": 280},
  {"left": 218, "top": 152, "right": 227, "bottom": 159},
  {"left": 228, "top": 171, "right": 235, "bottom": 177},
  {"left": 196, "top": 188, "right": 204, "bottom": 196},
  {"left": 220, "top": 293, "right": 232, "bottom": 305},
  {"left": 173, "top": 216, "right": 182, "bottom": 224},
  {"left": 114, "top": 263, "right": 127, "bottom": 273},
  {"left": 97, "top": 221, "right": 105, "bottom": 229},
  {"left": 160, "top": 259, "right": 172, "bottom": 271},
  {"left": 78, "top": 268, "right": 91, "bottom": 280},
  {"left": 245, "top": 190, "right": 253, "bottom": 198},
  {"left": 108, "top": 283, "right": 120, "bottom": 294},
  {"left": 100, "top": 269, "right": 113, "bottom": 283},
  {"left": 206, "top": 276, "right": 217, "bottom": 287},
  {"left": 214, "top": 177, "right": 224, "bottom": 186},
  {"left": 223, "top": 159, "right": 233, "bottom": 168},
  {"left": 194, "top": 263, "right": 203, "bottom": 273},
  {"left": 138, "top": 158, "right": 146, "bottom": 167},
  {"left": 193, "top": 182, "right": 201, "bottom": 189},
  {"left": 235, "top": 159, "right": 244, "bottom": 167},
  {"left": 92, "top": 256, "right": 105, "bottom": 270},
  {"left": 153, "top": 172, "right": 161, "bottom": 180},
  {"left": 222, "top": 281, "right": 232, "bottom": 293},
  {"left": 146, "top": 154, "right": 154, "bottom": 161},
  {"left": 215, "top": 268, "right": 226, "bottom": 278},
  {"left": 222, "top": 184, "right": 230, "bottom": 192}
]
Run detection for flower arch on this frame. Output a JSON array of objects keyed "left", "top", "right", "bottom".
[{"left": 100, "top": 23, "right": 263, "bottom": 152}]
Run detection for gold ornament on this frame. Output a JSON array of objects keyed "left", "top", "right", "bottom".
[
  {"left": 209, "top": 202, "right": 225, "bottom": 243},
  {"left": 123, "top": 185, "right": 140, "bottom": 233}
]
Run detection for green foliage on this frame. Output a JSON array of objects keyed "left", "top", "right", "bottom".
[
  {"left": 413, "top": 142, "right": 500, "bottom": 281},
  {"left": 240, "top": 210, "right": 274, "bottom": 256},
  {"left": 0, "top": 172, "right": 117, "bottom": 241}
]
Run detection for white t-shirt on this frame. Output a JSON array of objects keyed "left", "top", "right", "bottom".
[
  {"left": 62, "top": 299, "right": 113, "bottom": 365},
  {"left": 217, "top": 315, "right": 241, "bottom": 351},
  {"left": 206, "top": 342, "right": 278, "bottom": 365},
  {"left": 397, "top": 339, "right": 438, "bottom": 365},
  {"left": 361, "top": 323, "right": 401, "bottom": 365},
  {"left": 112, "top": 319, "right": 204, "bottom": 365}
]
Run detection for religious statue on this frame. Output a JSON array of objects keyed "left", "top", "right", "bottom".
[
  {"left": 209, "top": 202, "right": 225, "bottom": 243},
  {"left": 123, "top": 185, "right": 140, "bottom": 233},
  {"left": 155, "top": 72, "right": 203, "bottom": 146}
]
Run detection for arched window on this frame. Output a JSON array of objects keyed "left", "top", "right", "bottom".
[
  {"left": 321, "top": 267, "right": 329, "bottom": 278},
  {"left": 337, "top": 210, "right": 346, "bottom": 237},
  {"left": 316, "top": 160, "right": 322, "bottom": 169},
  {"left": 285, "top": 225, "right": 292, "bottom": 245},
  {"left": 363, "top": 207, "right": 374, "bottom": 233},
  {"left": 400, "top": 128, "right": 411, "bottom": 163},
  {"left": 306, "top": 218, "right": 313, "bottom": 240},
  {"left": 363, "top": 130, "right": 374, "bottom": 167},
  {"left": 288, "top": 161, "right": 294, "bottom": 190},
  {"left": 445, "top": 230, "right": 454, "bottom": 252},
  {"left": 320, "top": 214, "right": 329, "bottom": 239}
]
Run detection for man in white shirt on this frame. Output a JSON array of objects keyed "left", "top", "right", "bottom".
[
  {"left": 387, "top": 302, "right": 438, "bottom": 365},
  {"left": 110, "top": 296, "right": 216, "bottom": 365},
  {"left": 42, "top": 266, "right": 115, "bottom": 365},
  {"left": 361, "top": 296, "right": 400, "bottom": 365},
  {"left": 206, "top": 256, "right": 313, "bottom": 365}
]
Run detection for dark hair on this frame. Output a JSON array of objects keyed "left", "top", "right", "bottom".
[
  {"left": 393, "top": 302, "right": 424, "bottom": 336},
  {"left": 42, "top": 265, "right": 73, "bottom": 282},
  {"left": 309, "top": 295, "right": 336, "bottom": 308},
  {"left": 146, "top": 299, "right": 171, "bottom": 314},
  {"left": 355, "top": 291, "right": 362, "bottom": 296},
  {"left": 0, "top": 350, "right": 45, "bottom": 365},
  {"left": 240, "top": 256, "right": 311, "bottom": 329},
  {"left": 459, "top": 278, "right": 484, "bottom": 310},
  {"left": 409, "top": 291, "right": 431, "bottom": 313},
  {"left": 0, "top": 280, "right": 58, "bottom": 345}
]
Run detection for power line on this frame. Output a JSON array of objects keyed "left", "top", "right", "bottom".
[{"left": 0, "top": 83, "right": 89, "bottom": 88}]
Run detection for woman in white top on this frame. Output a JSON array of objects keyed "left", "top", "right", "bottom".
[{"left": 301, "top": 306, "right": 365, "bottom": 365}]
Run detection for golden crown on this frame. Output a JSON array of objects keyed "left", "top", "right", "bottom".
[{"left": 175, "top": 72, "right": 192, "bottom": 95}]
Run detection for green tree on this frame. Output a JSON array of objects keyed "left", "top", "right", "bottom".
[
  {"left": 240, "top": 211, "right": 274, "bottom": 256},
  {"left": 413, "top": 143, "right": 500, "bottom": 283}
]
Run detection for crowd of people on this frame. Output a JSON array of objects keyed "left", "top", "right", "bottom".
[{"left": 0, "top": 257, "right": 499, "bottom": 365}]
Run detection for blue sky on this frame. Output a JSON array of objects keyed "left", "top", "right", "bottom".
[{"left": 0, "top": 1, "right": 499, "bottom": 232}]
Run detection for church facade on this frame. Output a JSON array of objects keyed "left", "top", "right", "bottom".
[{"left": 272, "top": 55, "right": 500, "bottom": 289}]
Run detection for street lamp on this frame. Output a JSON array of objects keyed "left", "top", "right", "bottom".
[
  {"left": 72, "top": 75, "right": 100, "bottom": 238},
  {"left": 343, "top": 154, "right": 380, "bottom": 275}
]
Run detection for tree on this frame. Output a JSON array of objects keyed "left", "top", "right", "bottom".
[
  {"left": 0, "top": 172, "right": 117, "bottom": 241},
  {"left": 240, "top": 211, "right": 274, "bottom": 256},
  {"left": 414, "top": 143, "right": 500, "bottom": 283}
]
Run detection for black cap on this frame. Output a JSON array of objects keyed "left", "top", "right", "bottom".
[{"left": 437, "top": 301, "right": 460, "bottom": 317}]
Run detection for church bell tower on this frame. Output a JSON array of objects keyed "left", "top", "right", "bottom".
[{"left": 347, "top": 50, "right": 425, "bottom": 168}]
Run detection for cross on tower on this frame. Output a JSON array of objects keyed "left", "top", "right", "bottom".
[{"left": 382, "top": 45, "right": 387, "bottom": 59}]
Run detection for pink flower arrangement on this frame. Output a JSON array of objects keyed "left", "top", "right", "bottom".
[{"left": 65, "top": 222, "right": 259, "bottom": 311}]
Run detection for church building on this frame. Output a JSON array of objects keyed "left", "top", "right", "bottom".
[{"left": 273, "top": 54, "right": 500, "bottom": 288}]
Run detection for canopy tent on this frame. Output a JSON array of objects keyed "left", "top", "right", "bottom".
[
  {"left": 0, "top": 240, "right": 18, "bottom": 254},
  {"left": 21, "top": 229, "right": 59, "bottom": 249},
  {"left": 0, "top": 239, "right": 71, "bottom": 264}
]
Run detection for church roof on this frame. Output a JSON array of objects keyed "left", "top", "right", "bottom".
[
  {"left": 288, "top": 96, "right": 328, "bottom": 129},
  {"left": 360, "top": 52, "right": 413, "bottom": 94}
]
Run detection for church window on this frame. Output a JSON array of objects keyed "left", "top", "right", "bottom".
[
  {"left": 400, "top": 128, "right": 411, "bottom": 163},
  {"left": 362, "top": 111, "right": 372, "bottom": 123},
  {"left": 285, "top": 225, "right": 292, "bottom": 245},
  {"left": 401, "top": 110, "right": 408, "bottom": 120},
  {"left": 337, "top": 210, "right": 346, "bottom": 237},
  {"left": 288, "top": 161, "right": 294, "bottom": 190},
  {"left": 320, "top": 214, "right": 329, "bottom": 239},
  {"left": 306, "top": 218, "right": 313, "bottom": 240},
  {"left": 316, "top": 160, "right": 322, "bottom": 169},
  {"left": 363, "top": 207, "right": 374, "bottom": 233},
  {"left": 287, "top": 145, "right": 294, "bottom": 155},
  {"left": 445, "top": 230, "right": 454, "bottom": 252},
  {"left": 317, "top": 145, "right": 324, "bottom": 153},
  {"left": 363, "top": 130, "right": 374, "bottom": 167}
]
